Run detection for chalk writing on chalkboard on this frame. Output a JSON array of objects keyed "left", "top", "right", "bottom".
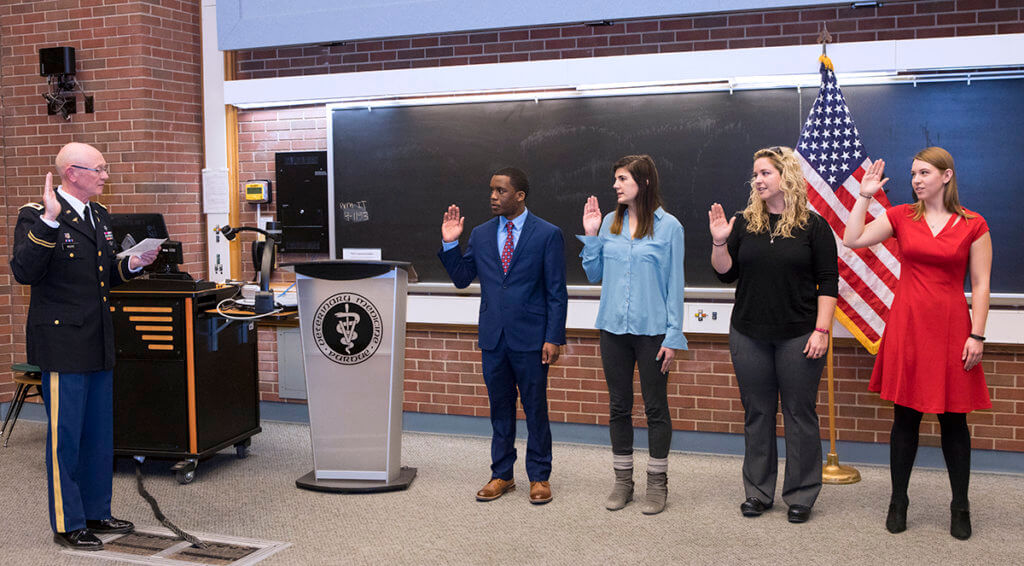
[
  {"left": 331, "top": 79, "right": 1024, "bottom": 290},
  {"left": 340, "top": 201, "right": 369, "bottom": 223}
]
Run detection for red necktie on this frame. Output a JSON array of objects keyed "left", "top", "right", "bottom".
[{"left": 501, "top": 221, "right": 514, "bottom": 273}]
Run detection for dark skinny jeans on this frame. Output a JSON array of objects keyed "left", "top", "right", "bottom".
[{"left": 600, "top": 331, "right": 672, "bottom": 460}]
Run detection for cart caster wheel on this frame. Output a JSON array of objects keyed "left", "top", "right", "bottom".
[
  {"left": 235, "top": 444, "right": 249, "bottom": 459},
  {"left": 171, "top": 459, "right": 198, "bottom": 485}
]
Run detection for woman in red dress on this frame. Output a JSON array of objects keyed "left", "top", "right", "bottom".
[{"left": 843, "top": 147, "right": 992, "bottom": 541}]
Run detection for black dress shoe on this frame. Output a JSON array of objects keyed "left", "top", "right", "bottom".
[
  {"left": 886, "top": 498, "right": 908, "bottom": 534},
  {"left": 86, "top": 517, "right": 134, "bottom": 534},
  {"left": 787, "top": 504, "right": 812, "bottom": 523},
  {"left": 740, "top": 497, "right": 773, "bottom": 517},
  {"left": 53, "top": 529, "right": 104, "bottom": 551}
]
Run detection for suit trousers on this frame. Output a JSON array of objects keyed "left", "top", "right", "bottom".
[
  {"left": 480, "top": 333, "right": 552, "bottom": 482},
  {"left": 729, "top": 326, "right": 824, "bottom": 507},
  {"left": 41, "top": 369, "right": 114, "bottom": 533}
]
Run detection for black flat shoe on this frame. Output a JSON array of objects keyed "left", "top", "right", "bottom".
[
  {"left": 886, "top": 498, "right": 908, "bottom": 534},
  {"left": 787, "top": 504, "right": 812, "bottom": 523},
  {"left": 950, "top": 506, "right": 972, "bottom": 540},
  {"left": 53, "top": 529, "right": 104, "bottom": 551},
  {"left": 86, "top": 517, "right": 134, "bottom": 534},
  {"left": 740, "top": 497, "right": 772, "bottom": 517}
]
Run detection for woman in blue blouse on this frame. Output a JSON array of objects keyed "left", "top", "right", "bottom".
[{"left": 579, "top": 154, "right": 686, "bottom": 515}]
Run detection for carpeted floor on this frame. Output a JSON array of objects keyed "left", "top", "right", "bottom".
[{"left": 1, "top": 420, "right": 1021, "bottom": 565}]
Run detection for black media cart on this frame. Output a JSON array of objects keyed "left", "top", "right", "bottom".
[{"left": 110, "top": 281, "right": 260, "bottom": 484}]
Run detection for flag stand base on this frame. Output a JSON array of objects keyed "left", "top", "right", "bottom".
[{"left": 822, "top": 452, "right": 861, "bottom": 484}]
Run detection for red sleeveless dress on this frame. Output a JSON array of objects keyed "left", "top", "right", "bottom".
[{"left": 868, "top": 204, "right": 991, "bottom": 414}]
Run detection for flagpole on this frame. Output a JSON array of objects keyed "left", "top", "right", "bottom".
[{"left": 822, "top": 318, "right": 861, "bottom": 484}]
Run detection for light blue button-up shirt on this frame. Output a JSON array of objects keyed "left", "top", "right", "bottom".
[
  {"left": 577, "top": 207, "right": 687, "bottom": 350},
  {"left": 442, "top": 208, "right": 529, "bottom": 255}
]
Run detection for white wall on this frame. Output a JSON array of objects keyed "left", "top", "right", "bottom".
[{"left": 216, "top": 0, "right": 849, "bottom": 50}]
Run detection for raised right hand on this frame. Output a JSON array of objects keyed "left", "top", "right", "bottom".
[
  {"left": 860, "top": 158, "right": 889, "bottom": 197},
  {"left": 708, "top": 202, "right": 735, "bottom": 245},
  {"left": 582, "top": 195, "right": 602, "bottom": 236},
  {"left": 42, "top": 172, "right": 60, "bottom": 222},
  {"left": 441, "top": 204, "right": 464, "bottom": 243}
]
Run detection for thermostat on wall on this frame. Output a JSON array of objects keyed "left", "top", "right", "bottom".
[{"left": 244, "top": 179, "right": 272, "bottom": 204}]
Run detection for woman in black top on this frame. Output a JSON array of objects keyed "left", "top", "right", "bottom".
[{"left": 708, "top": 146, "right": 838, "bottom": 524}]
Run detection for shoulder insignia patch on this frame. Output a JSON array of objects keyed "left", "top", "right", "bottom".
[{"left": 19, "top": 202, "right": 44, "bottom": 211}]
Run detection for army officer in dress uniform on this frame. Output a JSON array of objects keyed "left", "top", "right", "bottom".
[{"left": 10, "top": 142, "right": 159, "bottom": 552}]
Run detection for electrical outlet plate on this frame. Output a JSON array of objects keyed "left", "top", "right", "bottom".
[{"left": 683, "top": 303, "right": 731, "bottom": 334}]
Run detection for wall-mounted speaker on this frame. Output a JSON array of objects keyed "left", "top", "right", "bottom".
[{"left": 39, "top": 46, "right": 76, "bottom": 76}]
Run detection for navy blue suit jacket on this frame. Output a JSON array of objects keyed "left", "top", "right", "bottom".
[
  {"left": 438, "top": 212, "right": 568, "bottom": 352},
  {"left": 11, "top": 195, "right": 138, "bottom": 372}
]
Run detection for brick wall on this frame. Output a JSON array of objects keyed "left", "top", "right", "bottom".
[
  {"left": 235, "top": 106, "right": 329, "bottom": 285},
  {"left": 0, "top": 0, "right": 203, "bottom": 399},
  {"left": 235, "top": 0, "right": 1024, "bottom": 79},
  {"left": 400, "top": 331, "right": 1024, "bottom": 452},
  {"left": 235, "top": 107, "right": 329, "bottom": 404}
]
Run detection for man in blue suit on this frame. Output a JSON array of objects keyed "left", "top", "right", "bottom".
[{"left": 438, "top": 167, "right": 568, "bottom": 504}]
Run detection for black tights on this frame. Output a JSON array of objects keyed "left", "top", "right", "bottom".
[{"left": 890, "top": 404, "right": 971, "bottom": 508}]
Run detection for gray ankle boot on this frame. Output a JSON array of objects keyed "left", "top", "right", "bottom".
[
  {"left": 605, "top": 468, "right": 634, "bottom": 510},
  {"left": 641, "top": 471, "right": 668, "bottom": 515}
]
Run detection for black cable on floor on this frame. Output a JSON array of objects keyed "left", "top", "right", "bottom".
[{"left": 133, "top": 457, "right": 208, "bottom": 549}]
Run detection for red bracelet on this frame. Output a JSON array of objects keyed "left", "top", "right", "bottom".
[{"left": 814, "top": 327, "right": 830, "bottom": 335}]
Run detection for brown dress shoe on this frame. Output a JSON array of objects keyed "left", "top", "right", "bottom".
[
  {"left": 476, "top": 478, "right": 515, "bottom": 501},
  {"left": 529, "top": 481, "right": 553, "bottom": 504}
]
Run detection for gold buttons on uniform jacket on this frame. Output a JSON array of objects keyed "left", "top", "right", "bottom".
[
  {"left": 100, "top": 282, "right": 105, "bottom": 287},
  {"left": 69, "top": 253, "right": 75, "bottom": 258},
  {"left": 99, "top": 266, "right": 103, "bottom": 271},
  {"left": 54, "top": 320, "right": 60, "bottom": 325},
  {"left": 98, "top": 251, "right": 102, "bottom": 257}
]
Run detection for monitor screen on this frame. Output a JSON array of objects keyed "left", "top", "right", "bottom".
[{"left": 109, "top": 213, "right": 169, "bottom": 253}]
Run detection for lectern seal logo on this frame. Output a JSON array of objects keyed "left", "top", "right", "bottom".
[{"left": 312, "top": 293, "right": 383, "bottom": 365}]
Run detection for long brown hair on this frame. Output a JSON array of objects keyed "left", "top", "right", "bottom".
[
  {"left": 742, "top": 146, "right": 809, "bottom": 238},
  {"left": 909, "top": 146, "right": 974, "bottom": 221},
  {"left": 609, "top": 155, "right": 663, "bottom": 239}
]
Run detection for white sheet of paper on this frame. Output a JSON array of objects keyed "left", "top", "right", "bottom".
[
  {"left": 202, "top": 168, "right": 230, "bottom": 213},
  {"left": 116, "top": 238, "right": 167, "bottom": 259},
  {"left": 342, "top": 248, "right": 382, "bottom": 261}
]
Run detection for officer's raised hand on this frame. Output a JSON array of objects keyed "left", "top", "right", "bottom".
[{"left": 42, "top": 172, "right": 60, "bottom": 222}]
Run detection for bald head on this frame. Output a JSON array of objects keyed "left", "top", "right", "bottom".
[
  {"left": 55, "top": 142, "right": 108, "bottom": 201},
  {"left": 56, "top": 143, "right": 102, "bottom": 178}
]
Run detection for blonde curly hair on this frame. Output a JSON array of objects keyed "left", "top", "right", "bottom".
[{"left": 742, "top": 145, "right": 810, "bottom": 239}]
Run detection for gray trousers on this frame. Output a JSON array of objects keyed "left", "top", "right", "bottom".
[{"left": 729, "top": 326, "right": 825, "bottom": 507}]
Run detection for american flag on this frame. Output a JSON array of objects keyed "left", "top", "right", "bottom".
[{"left": 797, "top": 55, "right": 900, "bottom": 355}]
